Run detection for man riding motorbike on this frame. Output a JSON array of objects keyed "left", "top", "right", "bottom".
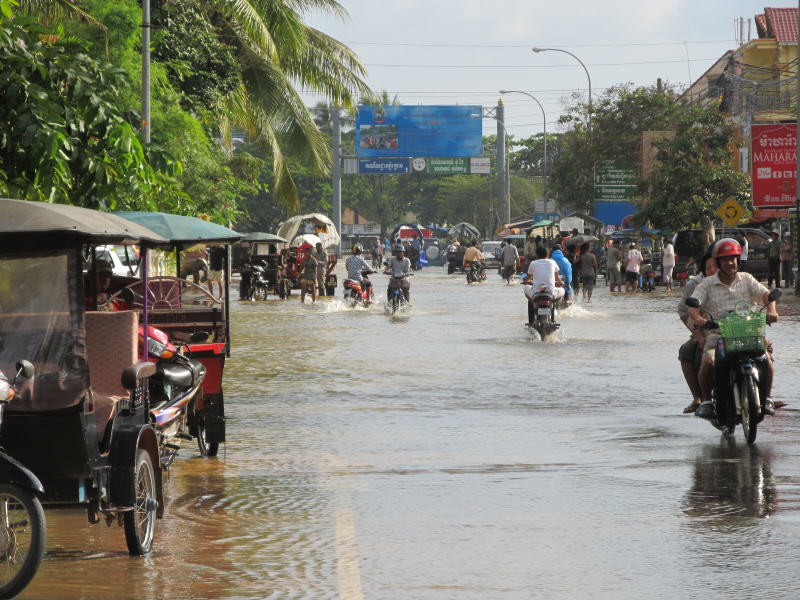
[
  {"left": 384, "top": 244, "right": 412, "bottom": 302},
  {"left": 345, "top": 243, "right": 373, "bottom": 292},
  {"left": 462, "top": 239, "right": 484, "bottom": 268},
  {"left": 523, "top": 246, "right": 564, "bottom": 323},
  {"left": 686, "top": 238, "right": 779, "bottom": 418}
]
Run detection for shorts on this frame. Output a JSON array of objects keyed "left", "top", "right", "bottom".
[
  {"left": 581, "top": 276, "right": 595, "bottom": 289},
  {"left": 524, "top": 285, "right": 565, "bottom": 301},
  {"left": 625, "top": 270, "right": 638, "bottom": 283},
  {"left": 207, "top": 269, "right": 223, "bottom": 283},
  {"left": 678, "top": 338, "right": 700, "bottom": 363},
  {"left": 608, "top": 267, "right": 621, "bottom": 285},
  {"left": 302, "top": 278, "right": 316, "bottom": 286}
]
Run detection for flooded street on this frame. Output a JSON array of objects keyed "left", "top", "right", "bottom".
[{"left": 23, "top": 267, "right": 800, "bottom": 599}]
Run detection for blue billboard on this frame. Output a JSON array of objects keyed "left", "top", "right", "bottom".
[{"left": 356, "top": 105, "right": 483, "bottom": 158}]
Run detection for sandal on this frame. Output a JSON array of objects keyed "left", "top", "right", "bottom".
[{"left": 683, "top": 399, "right": 702, "bottom": 414}]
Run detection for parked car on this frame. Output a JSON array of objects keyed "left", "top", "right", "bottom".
[
  {"left": 673, "top": 227, "right": 771, "bottom": 280},
  {"left": 481, "top": 241, "right": 502, "bottom": 268}
]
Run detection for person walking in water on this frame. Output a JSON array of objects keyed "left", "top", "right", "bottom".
[
  {"left": 624, "top": 242, "right": 643, "bottom": 293},
  {"left": 662, "top": 237, "right": 675, "bottom": 293},
  {"left": 578, "top": 243, "right": 597, "bottom": 302},
  {"left": 299, "top": 245, "right": 318, "bottom": 304},
  {"left": 501, "top": 240, "right": 519, "bottom": 284}
]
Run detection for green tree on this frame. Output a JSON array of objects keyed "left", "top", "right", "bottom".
[{"left": 637, "top": 103, "right": 750, "bottom": 238}]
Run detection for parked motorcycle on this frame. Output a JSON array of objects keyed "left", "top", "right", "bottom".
[
  {"left": 343, "top": 270, "right": 376, "bottom": 307},
  {"left": 685, "top": 288, "right": 780, "bottom": 443},
  {"left": 247, "top": 261, "right": 270, "bottom": 301},
  {"left": 385, "top": 273, "right": 413, "bottom": 315},
  {"left": 526, "top": 286, "right": 561, "bottom": 340},
  {"left": 465, "top": 260, "right": 487, "bottom": 284},
  {"left": 139, "top": 327, "right": 207, "bottom": 465},
  {"left": 0, "top": 361, "right": 46, "bottom": 599}
]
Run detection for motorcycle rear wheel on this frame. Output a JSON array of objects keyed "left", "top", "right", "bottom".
[
  {"left": 740, "top": 376, "right": 759, "bottom": 444},
  {"left": 466, "top": 271, "right": 475, "bottom": 284},
  {"left": 0, "top": 485, "right": 45, "bottom": 600}
]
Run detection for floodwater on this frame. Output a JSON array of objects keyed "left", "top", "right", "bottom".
[{"left": 22, "top": 267, "right": 800, "bottom": 599}]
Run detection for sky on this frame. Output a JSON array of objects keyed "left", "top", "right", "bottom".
[{"left": 304, "top": 0, "right": 790, "bottom": 140}]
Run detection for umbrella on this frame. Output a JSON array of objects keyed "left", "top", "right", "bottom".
[
  {"left": 113, "top": 211, "right": 242, "bottom": 247},
  {"left": 290, "top": 233, "right": 322, "bottom": 247},
  {"left": 571, "top": 234, "right": 600, "bottom": 243}
]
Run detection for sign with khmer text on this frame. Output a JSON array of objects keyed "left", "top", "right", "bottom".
[{"left": 751, "top": 123, "right": 796, "bottom": 208}]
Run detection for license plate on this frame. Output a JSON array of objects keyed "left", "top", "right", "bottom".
[{"left": 537, "top": 308, "right": 550, "bottom": 316}]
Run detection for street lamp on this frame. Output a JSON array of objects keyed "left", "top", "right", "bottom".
[
  {"left": 531, "top": 47, "right": 592, "bottom": 132},
  {"left": 471, "top": 113, "right": 511, "bottom": 226},
  {"left": 499, "top": 89, "right": 548, "bottom": 201}
]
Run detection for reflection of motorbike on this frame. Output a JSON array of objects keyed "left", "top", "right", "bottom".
[
  {"left": 686, "top": 289, "right": 780, "bottom": 444},
  {"left": 139, "top": 327, "right": 207, "bottom": 465},
  {"left": 385, "top": 273, "right": 412, "bottom": 314},
  {"left": 0, "top": 361, "right": 46, "bottom": 599},
  {"left": 526, "top": 286, "right": 560, "bottom": 340},
  {"left": 685, "top": 443, "right": 776, "bottom": 519},
  {"left": 465, "top": 261, "right": 486, "bottom": 284},
  {"left": 343, "top": 270, "right": 375, "bottom": 307}
]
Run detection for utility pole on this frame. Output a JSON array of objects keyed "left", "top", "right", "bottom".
[
  {"left": 141, "top": 0, "right": 151, "bottom": 144},
  {"left": 332, "top": 106, "right": 342, "bottom": 257},
  {"left": 496, "top": 99, "right": 507, "bottom": 228},
  {"left": 795, "top": 0, "right": 800, "bottom": 294}
]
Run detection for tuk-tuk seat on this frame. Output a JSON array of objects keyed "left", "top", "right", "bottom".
[{"left": 84, "top": 310, "right": 139, "bottom": 445}]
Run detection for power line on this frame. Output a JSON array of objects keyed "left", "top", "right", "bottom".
[
  {"left": 363, "top": 57, "right": 722, "bottom": 69},
  {"left": 342, "top": 39, "right": 736, "bottom": 49}
]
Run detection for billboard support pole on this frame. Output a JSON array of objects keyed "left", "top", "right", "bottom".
[
  {"left": 333, "top": 106, "right": 342, "bottom": 258},
  {"left": 496, "top": 99, "right": 507, "bottom": 228}
]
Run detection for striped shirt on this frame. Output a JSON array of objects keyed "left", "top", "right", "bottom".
[{"left": 690, "top": 271, "right": 767, "bottom": 317}]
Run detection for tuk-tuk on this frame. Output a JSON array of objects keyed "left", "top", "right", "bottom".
[
  {"left": 0, "top": 198, "right": 172, "bottom": 555},
  {"left": 446, "top": 222, "right": 481, "bottom": 274},
  {"left": 110, "top": 211, "right": 242, "bottom": 457},
  {"left": 238, "top": 232, "right": 290, "bottom": 300},
  {"left": 276, "top": 213, "right": 339, "bottom": 294}
]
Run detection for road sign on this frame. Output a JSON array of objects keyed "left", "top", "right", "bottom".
[{"left": 716, "top": 198, "right": 746, "bottom": 226}]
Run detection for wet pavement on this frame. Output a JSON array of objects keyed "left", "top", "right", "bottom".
[{"left": 22, "top": 267, "right": 800, "bottom": 599}]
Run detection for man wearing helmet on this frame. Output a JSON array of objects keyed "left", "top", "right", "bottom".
[
  {"left": 345, "top": 243, "right": 374, "bottom": 293},
  {"left": 384, "top": 243, "right": 412, "bottom": 302},
  {"left": 687, "top": 238, "right": 779, "bottom": 416}
]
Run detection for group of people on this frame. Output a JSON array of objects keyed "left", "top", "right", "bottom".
[
  {"left": 344, "top": 242, "right": 412, "bottom": 302},
  {"left": 298, "top": 242, "right": 334, "bottom": 303}
]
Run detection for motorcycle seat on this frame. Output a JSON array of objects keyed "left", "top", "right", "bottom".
[{"left": 152, "top": 360, "right": 205, "bottom": 388}]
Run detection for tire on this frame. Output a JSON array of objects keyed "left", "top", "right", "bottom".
[
  {"left": 123, "top": 450, "right": 157, "bottom": 556},
  {"left": 741, "top": 376, "right": 759, "bottom": 444},
  {"left": 447, "top": 263, "right": 455, "bottom": 275},
  {"left": 466, "top": 270, "right": 475, "bottom": 284},
  {"left": 196, "top": 420, "right": 219, "bottom": 457},
  {"left": 0, "top": 484, "right": 46, "bottom": 600},
  {"left": 367, "top": 289, "right": 375, "bottom": 305},
  {"left": 253, "top": 285, "right": 267, "bottom": 301}
]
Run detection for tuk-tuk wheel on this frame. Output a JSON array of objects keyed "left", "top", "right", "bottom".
[
  {"left": 123, "top": 450, "right": 157, "bottom": 556},
  {"left": 196, "top": 421, "right": 220, "bottom": 458},
  {"left": 0, "top": 484, "right": 46, "bottom": 599}
]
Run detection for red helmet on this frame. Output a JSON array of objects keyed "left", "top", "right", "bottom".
[{"left": 712, "top": 238, "right": 742, "bottom": 258}]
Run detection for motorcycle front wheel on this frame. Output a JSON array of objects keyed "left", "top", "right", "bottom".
[
  {"left": 123, "top": 450, "right": 157, "bottom": 555},
  {"left": 0, "top": 484, "right": 46, "bottom": 599},
  {"left": 740, "top": 376, "right": 759, "bottom": 444},
  {"left": 253, "top": 285, "right": 267, "bottom": 301}
]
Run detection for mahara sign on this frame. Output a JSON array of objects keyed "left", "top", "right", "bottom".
[
  {"left": 356, "top": 105, "right": 483, "bottom": 158},
  {"left": 751, "top": 123, "right": 796, "bottom": 208}
]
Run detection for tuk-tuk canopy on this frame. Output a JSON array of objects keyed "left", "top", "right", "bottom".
[
  {"left": 241, "top": 232, "right": 288, "bottom": 243},
  {"left": 276, "top": 213, "right": 340, "bottom": 249},
  {"left": 113, "top": 211, "right": 242, "bottom": 248},
  {"left": 448, "top": 222, "right": 480, "bottom": 239},
  {"left": 0, "top": 198, "right": 168, "bottom": 251}
]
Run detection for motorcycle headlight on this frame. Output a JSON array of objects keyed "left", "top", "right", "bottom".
[
  {"left": 147, "top": 337, "right": 173, "bottom": 359},
  {"left": 0, "top": 377, "right": 11, "bottom": 401}
]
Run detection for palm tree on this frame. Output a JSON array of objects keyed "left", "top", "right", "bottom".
[{"left": 22, "top": 0, "right": 375, "bottom": 212}]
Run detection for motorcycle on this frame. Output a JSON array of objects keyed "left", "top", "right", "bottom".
[
  {"left": 343, "top": 270, "right": 376, "bottom": 307},
  {"left": 0, "top": 361, "right": 46, "bottom": 599},
  {"left": 385, "top": 272, "right": 413, "bottom": 315},
  {"left": 247, "top": 260, "right": 270, "bottom": 301},
  {"left": 685, "top": 288, "right": 780, "bottom": 443},
  {"left": 465, "top": 260, "right": 487, "bottom": 284},
  {"left": 139, "top": 326, "right": 207, "bottom": 466},
  {"left": 526, "top": 285, "right": 561, "bottom": 340}
]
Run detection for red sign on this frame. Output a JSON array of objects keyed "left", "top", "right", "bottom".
[
  {"left": 754, "top": 207, "right": 789, "bottom": 220},
  {"left": 751, "top": 123, "right": 797, "bottom": 207}
]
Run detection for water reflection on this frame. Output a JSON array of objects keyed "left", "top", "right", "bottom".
[{"left": 684, "top": 442, "right": 777, "bottom": 521}]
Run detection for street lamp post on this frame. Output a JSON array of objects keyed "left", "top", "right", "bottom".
[
  {"left": 471, "top": 111, "right": 511, "bottom": 228},
  {"left": 499, "top": 89, "right": 547, "bottom": 201},
  {"left": 531, "top": 47, "right": 592, "bottom": 132}
]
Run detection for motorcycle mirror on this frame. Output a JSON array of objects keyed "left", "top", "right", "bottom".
[
  {"left": 685, "top": 297, "right": 700, "bottom": 308},
  {"left": 119, "top": 287, "right": 135, "bottom": 304},
  {"left": 767, "top": 288, "right": 782, "bottom": 303},
  {"left": 189, "top": 331, "right": 209, "bottom": 343},
  {"left": 15, "top": 360, "right": 34, "bottom": 380}
]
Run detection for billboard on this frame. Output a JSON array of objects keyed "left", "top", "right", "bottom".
[
  {"left": 356, "top": 105, "right": 483, "bottom": 158},
  {"left": 751, "top": 123, "right": 796, "bottom": 207}
]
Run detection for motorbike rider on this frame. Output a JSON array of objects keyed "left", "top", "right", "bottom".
[
  {"left": 523, "top": 246, "right": 564, "bottom": 323},
  {"left": 550, "top": 245, "right": 573, "bottom": 304},
  {"left": 686, "top": 238, "right": 779, "bottom": 417},
  {"left": 345, "top": 243, "right": 373, "bottom": 292},
  {"left": 384, "top": 243, "right": 412, "bottom": 302},
  {"left": 462, "top": 239, "right": 484, "bottom": 268},
  {"left": 677, "top": 247, "right": 717, "bottom": 414}
]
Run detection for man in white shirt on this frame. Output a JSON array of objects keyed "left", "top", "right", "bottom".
[
  {"left": 624, "top": 242, "right": 643, "bottom": 292},
  {"left": 523, "top": 245, "right": 564, "bottom": 302},
  {"left": 662, "top": 238, "right": 675, "bottom": 293}
]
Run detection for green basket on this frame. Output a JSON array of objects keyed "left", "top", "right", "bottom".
[{"left": 718, "top": 312, "right": 766, "bottom": 353}]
